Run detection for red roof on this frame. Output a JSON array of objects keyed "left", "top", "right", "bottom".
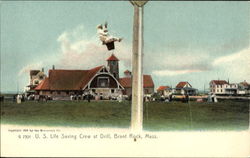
[
  {"left": 211, "top": 80, "right": 228, "bottom": 85},
  {"left": 119, "top": 75, "right": 154, "bottom": 88},
  {"left": 35, "top": 66, "right": 103, "bottom": 91},
  {"left": 157, "top": 86, "right": 170, "bottom": 91},
  {"left": 106, "top": 54, "right": 119, "bottom": 61},
  {"left": 124, "top": 70, "right": 131, "bottom": 73},
  {"left": 35, "top": 77, "right": 49, "bottom": 90},
  {"left": 176, "top": 82, "right": 191, "bottom": 88}
]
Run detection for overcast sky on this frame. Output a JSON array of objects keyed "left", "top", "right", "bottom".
[{"left": 1, "top": 1, "right": 249, "bottom": 93}]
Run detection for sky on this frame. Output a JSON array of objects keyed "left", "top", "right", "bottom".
[{"left": 1, "top": 1, "right": 249, "bottom": 93}]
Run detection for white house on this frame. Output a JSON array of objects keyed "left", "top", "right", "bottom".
[
  {"left": 157, "top": 86, "right": 172, "bottom": 97},
  {"left": 173, "top": 81, "right": 197, "bottom": 95},
  {"left": 209, "top": 80, "right": 228, "bottom": 94},
  {"left": 210, "top": 80, "right": 249, "bottom": 95},
  {"left": 237, "top": 81, "right": 250, "bottom": 95}
]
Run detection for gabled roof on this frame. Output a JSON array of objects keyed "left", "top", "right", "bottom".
[
  {"left": 239, "top": 81, "right": 249, "bottom": 87},
  {"left": 211, "top": 80, "right": 228, "bottom": 85},
  {"left": 119, "top": 75, "right": 154, "bottom": 88},
  {"left": 35, "top": 66, "right": 103, "bottom": 91},
  {"left": 119, "top": 77, "right": 132, "bottom": 88},
  {"left": 176, "top": 82, "right": 191, "bottom": 88},
  {"left": 106, "top": 54, "right": 119, "bottom": 61},
  {"left": 157, "top": 86, "right": 170, "bottom": 91},
  {"left": 35, "top": 77, "right": 49, "bottom": 90}
]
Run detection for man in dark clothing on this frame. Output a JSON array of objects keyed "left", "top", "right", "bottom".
[{"left": 87, "top": 94, "right": 91, "bottom": 102}]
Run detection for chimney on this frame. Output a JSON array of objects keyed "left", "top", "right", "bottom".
[
  {"left": 52, "top": 65, "right": 55, "bottom": 70},
  {"left": 41, "top": 68, "right": 44, "bottom": 72}
]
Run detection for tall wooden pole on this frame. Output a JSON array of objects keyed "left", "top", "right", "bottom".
[{"left": 130, "top": 1, "right": 147, "bottom": 131}]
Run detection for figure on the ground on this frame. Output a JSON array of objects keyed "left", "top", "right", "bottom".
[
  {"left": 0, "top": 96, "right": 4, "bottom": 102},
  {"left": 118, "top": 94, "right": 123, "bottom": 102},
  {"left": 184, "top": 93, "right": 189, "bottom": 103},
  {"left": 169, "top": 94, "right": 173, "bottom": 102},
  {"left": 87, "top": 93, "right": 91, "bottom": 102},
  {"left": 208, "top": 93, "right": 218, "bottom": 103},
  {"left": 16, "top": 94, "right": 22, "bottom": 104},
  {"left": 97, "top": 22, "right": 122, "bottom": 50},
  {"left": 211, "top": 93, "right": 218, "bottom": 103},
  {"left": 13, "top": 94, "right": 17, "bottom": 102}
]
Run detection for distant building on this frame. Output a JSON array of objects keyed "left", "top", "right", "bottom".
[
  {"left": 124, "top": 70, "right": 132, "bottom": 77},
  {"left": 224, "top": 83, "right": 238, "bottom": 95},
  {"left": 35, "top": 54, "right": 155, "bottom": 99},
  {"left": 238, "top": 81, "right": 250, "bottom": 95},
  {"left": 210, "top": 80, "right": 249, "bottom": 95},
  {"left": 209, "top": 80, "right": 228, "bottom": 94},
  {"left": 157, "top": 86, "right": 172, "bottom": 96},
  {"left": 173, "top": 81, "right": 197, "bottom": 95},
  {"left": 119, "top": 72, "right": 155, "bottom": 96},
  {"left": 26, "top": 69, "right": 47, "bottom": 94}
]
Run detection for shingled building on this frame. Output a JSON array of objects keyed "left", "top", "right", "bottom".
[{"left": 35, "top": 54, "right": 154, "bottom": 99}]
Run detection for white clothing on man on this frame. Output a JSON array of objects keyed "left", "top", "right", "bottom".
[{"left": 97, "top": 23, "right": 122, "bottom": 44}]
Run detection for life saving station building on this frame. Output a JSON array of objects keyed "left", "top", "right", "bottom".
[{"left": 34, "top": 54, "right": 154, "bottom": 99}]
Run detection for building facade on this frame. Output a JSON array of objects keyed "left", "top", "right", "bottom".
[
  {"left": 34, "top": 54, "right": 155, "bottom": 99},
  {"left": 26, "top": 69, "right": 47, "bottom": 94},
  {"left": 210, "top": 80, "right": 249, "bottom": 95},
  {"left": 173, "top": 81, "right": 197, "bottom": 95},
  {"left": 119, "top": 71, "right": 155, "bottom": 97},
  {"left": 157, "top": 86, "right": 172, "bottom": 96}
]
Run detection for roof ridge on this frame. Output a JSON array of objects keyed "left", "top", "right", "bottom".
[
  {"left": 106, "top": 54, "right": 119, "bottom": 61},
  {"left": 78, "top": 65, "right": 103, "bottom": 89}
]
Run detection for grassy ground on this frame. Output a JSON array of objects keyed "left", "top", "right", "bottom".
[{"left": 1, "top": 100, "right": 249, "bottom": 131}]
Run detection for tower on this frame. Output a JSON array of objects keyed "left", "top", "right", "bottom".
[{"left": 106, "top": 54, "right": 119, "bottom": 79}]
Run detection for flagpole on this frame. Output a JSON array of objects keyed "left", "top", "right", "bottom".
[{"left": 130, "top": 1, "right": 148, "bottom": 132}]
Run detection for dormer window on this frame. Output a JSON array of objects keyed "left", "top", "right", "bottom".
[{"left": 39, "top": 76, "right": 44, "bottom": 80}]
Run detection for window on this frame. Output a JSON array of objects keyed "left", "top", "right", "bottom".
[
  {"left": 39, "top": 76, "right": 44, "bottom": 80},
  {"left": 98, "top": 77, "right": 109, "bottom": 87},
  {"left": 221, "top": 89, "right": 222, "bottom": 92},
  {"left": 111, "top": 89, "right": 115, "bottom": 93},
  {"left": 34, "top": 80, "right": 39, "bottom": 85}
]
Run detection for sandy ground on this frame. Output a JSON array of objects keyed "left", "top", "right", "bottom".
[{"left": 1, "top": 123, "right": 249, "bottom": 157}]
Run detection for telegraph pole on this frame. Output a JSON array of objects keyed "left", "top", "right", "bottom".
[{"left": 130, "top": 1, "right": 148, "bottom": 131}]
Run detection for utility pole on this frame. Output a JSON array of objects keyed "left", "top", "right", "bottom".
[{"left": 130, "top": 1, "right": 148, "bottom": 131}]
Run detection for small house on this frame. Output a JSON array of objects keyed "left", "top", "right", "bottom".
[{"left": 174, "top": 81, "right": 197, "bottom": 95}]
